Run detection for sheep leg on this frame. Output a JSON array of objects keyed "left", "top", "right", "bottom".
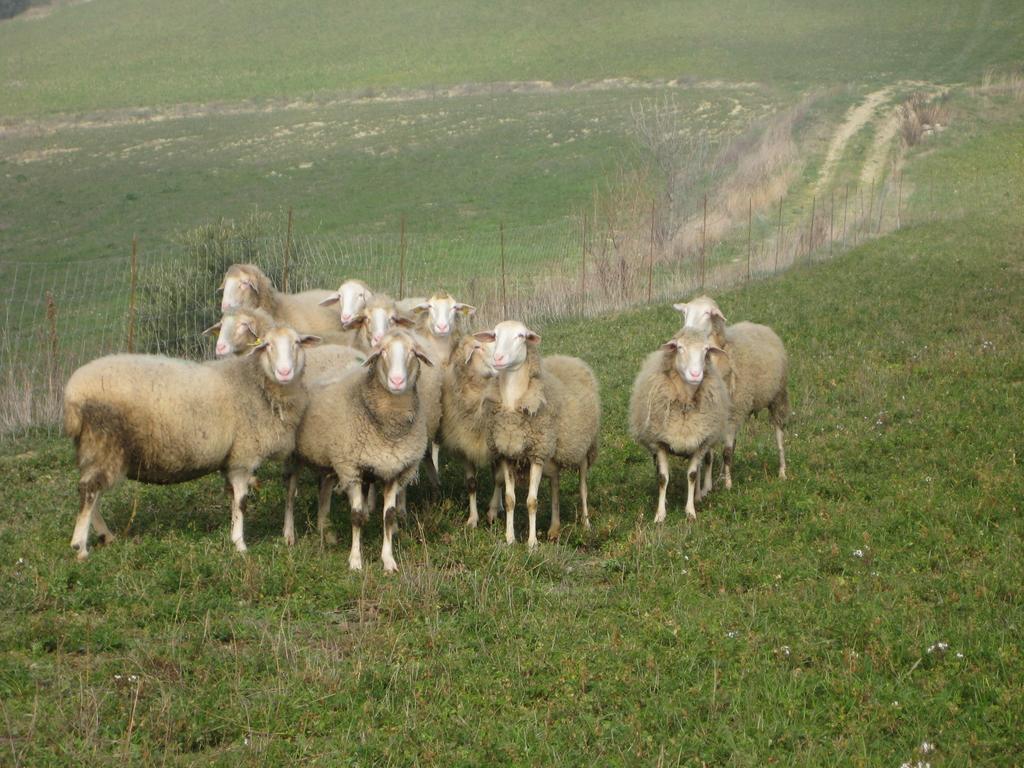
[
  {"left": 526, "top": 462, "right": 543, "bottom": 551},
  {"left": 283, "top": 466, "right": 299, "bottom": 546},
  {"left": 723, "top": 427, "right": 738, "bottom": 490},
  {"left": 654, "top": 447, "right": 670, "bottom": 523},
  {"left": 227, "top": 468, "right": 253, "bottom": 553},
  {"left": 423, "top": 444, "right": 441, "bottom": 490},
  {"left": 774, "top": 426, "right": 787, "bottom": 480},
  {"left": 684, "top": 450, "right": 705, "bottom": 521},
  {"left": 547, "top": 466, "right": 561, "bottom": 541},
  {"left": 317, "top": 472, "right": 338, "bottom": 546},
  {"left": 345, "top": 482, "right": 366, "bottom": 571},
  {"left": 579, "top": 455, "right": 591, "bottom": 531},
  {"left": 464, "top": 460, "right": 479, "bottom": 528},
  {"left": 486, "top": 464, "right": 504, "bottom": 524},
  {"left": 503, "top": 460, "right": 516, "bottom": 545},
  {"left": 70, "top": 480, "right": 103, "bottom": 560},
  {"left": 91, "top": 508, "right": 116, "bottom": 545},
  {"left": 699, "top": 452, "right": 714, "bottom": 501},
  {"left": 365, "top": 480, "right": 377, "bottom": 518},
  {"left": 380, "top": 481, "right": 400, "bottom": 573}
]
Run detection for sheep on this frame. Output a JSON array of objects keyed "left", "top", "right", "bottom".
[
  {"left": 205, "top": 307, "right": 363, "bottom": 378},
  {"left": 440, "top": 335, "right": 504, "bottom": 527},
  {"left": 292, "top": 328, "right": 435, "bottom": 572},
  {"left": 318, "top": 278, "right": 373, "bottom": 327},
  {"left": 629, "top": 327, "right": 730, "bottom": 521},
  {"left": 674, "top": 295, "right": 789, "bottom": 488},
  {"left": 411, "top": 290, "right": 477, "bottom": 365},
  {"left": 63, "top": 325, "right": 321, "bottom": 559},
  {"left": 474, "top": 321, "right": 600, "bottom": 550},
  {"left": 349, "top": 293, "right": 445, "bottom": 485},
  {"left": 219, "top": 263, "right": 342, "bottom": 336}
]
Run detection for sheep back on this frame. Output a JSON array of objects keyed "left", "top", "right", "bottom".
[
  {"left": 440, "top": 339, "right": 491, "bottom": 467},
  {"left": 722, "top": 322, "right": 788, "bottom": 427},
  {"left": 542, "top": 355, "right": 600, "bottom": 468}
]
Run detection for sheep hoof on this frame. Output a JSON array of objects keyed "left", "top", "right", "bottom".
[
  {"left": 348, "top": 556, "right": 362, "bottom": 571},
  {"left": 234, "top": 541, "right": 248, "bottom": 554},
  {"left": 464, "top": 516, "right": 478, "bottom": 529},
  {"left": 546, "top": 525, "right": 561, "bottom": 541},
  {"left": 97, "top": 533, "right": 115, "bottom": 546},
  {"left": 74, "top": 546, "right": 89, "bottom": 561},
  {"left": 382, "top": 558, "right": 398, "bottom": 574},
  {"left": 653, "top": 512, "right": 666, "bottom": 524},
  {"left": 686, "top": 509, "right": 697, "bottom": 522},
  {"left": 778, "top": 469, "right": 787, "bottom": 481},
  {"left": 527, "top": 539, "right": 539, "bottom": 552},
  {"left": 505, "top": 534, "right": 516, "bottom": 546},
  {"left": 283, "top": 531, "right": 296, "bottom": 546},
  {"left": 724, "top": 477, "right": 733, "bottom": 490}
]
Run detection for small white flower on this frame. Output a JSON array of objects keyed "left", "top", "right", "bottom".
[
  {"left": 725, "top": 630, "right": 739, "bottom": 639},
  {"left": 16, "top": 558, "right": 25, "bottom": 566},
  {"left": 926, "top": 642, "right": 949, "bottom": 654},
  {"left": 955, "top": 652, "right": 964, "bottom": 659},
  {"left": 128, "top": 674, "right": 139, "bottom": 683},
  {"left": 779, "top": 645, "right": 791, "bottom": 656},
  {"left": 681, "top": 569, "right": 688, "bottom": 575},
  {"left": 892, "top": 700, "right": 900, "bottom": 708},
  {"left": 920, "top": 742, "right": 935, "bottom": 754},
  {"left": 852, "top": 549, "right": 864, "bottom": 558},
  {"left": 113, "top": 674, "right": 123, "bottom": 681}
]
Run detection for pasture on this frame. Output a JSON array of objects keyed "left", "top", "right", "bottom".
[{"left": 0, "top": 102, "right": 1021, "bottom": 764}]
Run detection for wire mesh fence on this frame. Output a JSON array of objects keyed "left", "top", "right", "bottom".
[{"left": 0, "top": 170, "right": 926, "bottom": 442}]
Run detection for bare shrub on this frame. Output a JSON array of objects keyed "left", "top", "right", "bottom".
[
  {"left": 977, "top": 66, "right": 1024, "bottom": 101},
  {"left": 900, "top": 92, "right": 951, "bottom": 147}
]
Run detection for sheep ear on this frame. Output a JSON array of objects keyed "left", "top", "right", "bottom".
[
  {"left": 361, "top": 349, "right": 382, "bottom": 368},
  {"left": 412, "top": 302, "right": 431, "bottom": 314},
  {"left": 413, "top": 347, "right": 435, "bottom": 367},
  {"left": 525, "top": 332, "right": 541, "bottom": 345},
  {"left": 711, "top": 307, "right": 727, "bottom": 322},
  {"left": 246, "top": 340, "right": 268, "bottom": 356},
  {"left": 673, "top": 302, "right": 688, "bottom": 315},
  {"left": 455, "top": 303, "right": 477, "bottom": 316},
  {"left": 216, "top": 281, "right": 225, "bottom": 293},
  {"left": 473, "top": 331, "right": 496, "bottom": 343},
  {"left": 349, "top": 313, "right": 368, "bottom": 328},
  {"left": 299, "top": 334, "right": 322, "bottom": 348},
  {"left": 243, "top": 279, "right": 259, "bottom": 295},
  {"left": 240, "top": 321, "right": 259, "bottom": 339},
  {"left": 393, "top": 315, "right": 417, "bottom": 328},
  {"left": 660, "top": 340, "right": 679, "bottom": 352},
  {"left": 465, "top": 344, "right": 480, "bottom": 365},
  {"left": 202, "top": 321, "right": 222, "bottom": 336},
  {"left": 318, "top": 293, "right": 341, "bottom": 307}
]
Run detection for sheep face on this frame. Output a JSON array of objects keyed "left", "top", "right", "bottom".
[
  {"left": 319, "top": 279, "right": 373, "bottom": 327},
  {"left": 204, "top": 309, "right": 268, "bottom": 358},
  {"left": 251, "top": 326, "right": 321, "bottom": 385},
  {"left": 475, "top": 321, "right": 540, "bottom": 373},
  {"left": 414, "top": 291, "right": 476, "bottom": 338},
  {"left": 662, "top": 329, "right": 722, "bottom": 387},
  {"left": 673, "top": 295, "right": 726, "bottom": 333},
  {"left": 456, "top": 336, "right": 497, "bottom": 378},
  {"left": 220, "top": 265, "right": 263, "bottom": 312},
  {"left": 352, "top": 297, "right": 415, "bottom": 348},
  {"left": 364, "top": 330, "right": 434, "bottom": 394}
]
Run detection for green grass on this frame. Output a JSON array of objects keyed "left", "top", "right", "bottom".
[
  {"left": 2, "top": 0, "right": 1021, "bottom": 117},
  {"left": 1, "top": 102, "right": 1022, "bottom": 764}
]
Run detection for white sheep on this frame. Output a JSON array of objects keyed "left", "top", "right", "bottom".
[
  {"left": 292, "top": 328, "right": 435, "bottom": 572},
  {"left": 440, "top": 335, "right": 504, "bottom": 527},
  {"left": 219, "top": 263, "right": 342, "bottom": 336},
  {"left": 475, "top": 321, "right": 600, "bottom": 549},
  {"left": 63, "top": 325, "right": 320, "bottom": 558},
  {"left": 675, "top": 295, "right": 789, "bottom": 487},
  {"left": 318, "top": 278, "right": 373, "bottom": 327},
  {"left": 629, "top": 327, "right": 731, "bottom": 521}
]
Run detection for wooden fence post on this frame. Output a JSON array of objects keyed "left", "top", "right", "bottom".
[
  {"left": 500, "top": 221, "right": 508, "bottom": 320},
  {"left": 807, "top": 194, "right": 816, "bottom": 263},
  {"left": 399, "top": 215, "right": 406, "bottom": 300},
  {"left": 775, "top": 197, "right": 783, "bottom": 273},
  {"left": 126, "top": 235, "right": 138, "bottom": 353},
  {"left": 647, "top": 201, "right": 655, "bottom": 302},
  {"left": 700, "top": 193, "right": 707, "bottom": 291},
  {"left": 46, "top": 290, "right": 59, "bottom": 401},
  {"left": 282, "top": 206, "right": 293, "bottom": 292},
  {"left": 580, "top": 214, "right": 587, "bottom": 317}
]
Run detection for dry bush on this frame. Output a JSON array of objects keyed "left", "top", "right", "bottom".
[
  {"left": 900, "top": 92, "right": 951, "bottom": 147},
  {"left": 977, "top": 67, "right": 1024, "bottom": 101}
]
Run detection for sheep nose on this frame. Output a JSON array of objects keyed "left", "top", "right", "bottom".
[
  {"left": 215, "top": 342, "right": 228, "bottom": 356},
  {"left": 341, "top": 312, "right": 352, "bottom": 322},
  {"left": 277, "top": 366, "right": 293, "bottom": 377},
  {"left": 689, "top": 369, "right": 701, "bottom": 379},
  {"left": 494, "top": 353, "right": 506, "bottom": 364},
  {"left": 389, "top": 374, "right": 405, "bottom": 389},
  {"left": 436, "top": 322, "right": 449, "bottom": 333}
]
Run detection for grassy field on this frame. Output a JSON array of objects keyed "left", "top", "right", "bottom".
[
  {"left": 1, "top": 99, "right": 1021, "bottom": 764},
  {"left": 2, "top": 0, "right": 1021, "bottom": 117}
]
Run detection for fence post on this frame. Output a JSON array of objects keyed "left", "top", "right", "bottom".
[
  {"left": 829, "top": 189, "right": 835, "bottom": 261},
  {"left": 46, "top": 290, "right": 59, "bottom": 402},
  {"left": 896, "top": 171, "right": 903, "bottom": 230},
  {"left": 399, "top": 214, "right": 406, "bottom": 300},
  {"left": 746, "top": 197, "right": 752, "bottom": 281},
  {"left": 580, "top": 214, "right": 587, "bottom": 317},
  {"left": 807, "top": 194, "right": 816, "bottom": 264},
  {"left": 775, "top": 197, "right": 783, "bottom": 273},
  {"left": 282, "top": 207, "right": 293, "bottom": 292},
  {"left": 500, "top": 221, "right": 508, "bottom": 320},
  {"left": 647, "top": 201, "right": 655, "bottom": 303},
  {"left": 700, "top": 193, "right": 707, "bottom": 291},
  {"left": 866, "top": 176, "right": 876, "bottom": 241},
  {"left": 842, "top": 183, "right": 849, "bottom": 245},
  {"left": 126, "top": 235, "right": 138, "bottom": 353}
]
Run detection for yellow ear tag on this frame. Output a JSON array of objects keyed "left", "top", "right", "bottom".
[{"left": 247, "top": 337, "right": 263, "bottom": 347}]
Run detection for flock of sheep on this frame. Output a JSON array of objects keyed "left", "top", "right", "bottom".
[{"left": 63, "top": 264, "right": 789, "bottom": 572}]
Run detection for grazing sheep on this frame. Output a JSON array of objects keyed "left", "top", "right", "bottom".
[
  {"left": 675, "top": 295, "right": 789, "bottom": 487},
  {"left": 292, "top": 328, "right": 435, "bottom": 572},
  {"left": 64, "top": 325, "right": 320, "bottom": 558},
  {"left": 440, "top": 335, "right": 504, "bottom": 527},
  {"left": 219, "top": 263, "right": 341, "bottom": 336},
  {"left": 629, "top": 327, "right": 730, "bottom": 521},
  {"left": 475, "top": 321, "right": 600, "bottom": 549}
]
